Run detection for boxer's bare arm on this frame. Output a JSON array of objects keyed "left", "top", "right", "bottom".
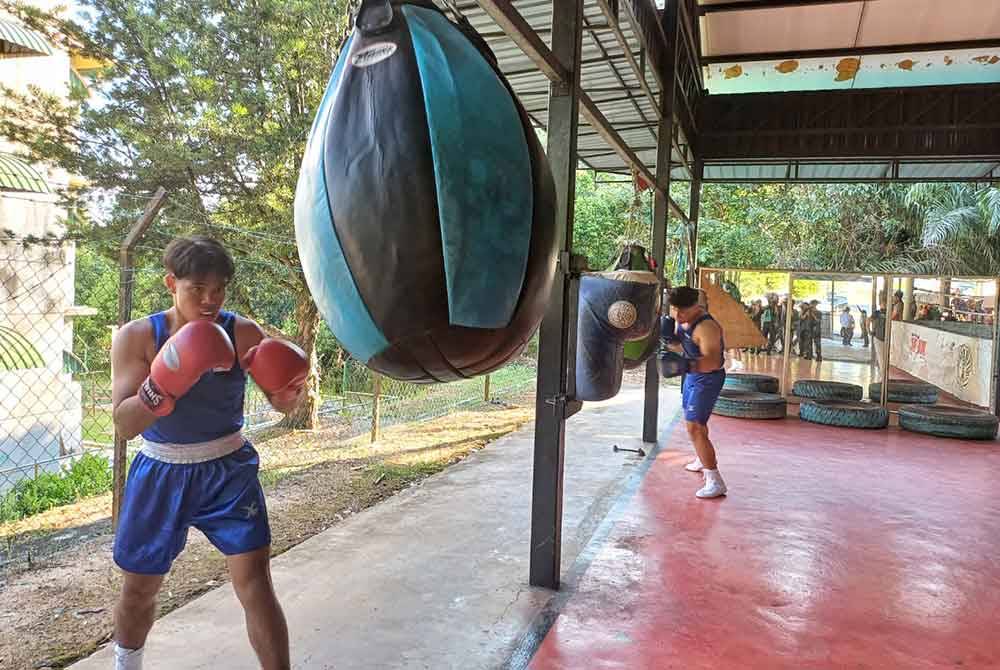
[
  {"left": 692, "top": 320, "right": 723, "bottom": 373},
  {"left": 111, "top": 321, "right": 159, "bottom": 440}
]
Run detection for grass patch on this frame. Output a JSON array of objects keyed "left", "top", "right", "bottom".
[
  {"left": 362, "top": 461, "right": 447, "bottom": 487},
  {"left": 82, "top": 409, "right": 115, "bottom": 444},
  {"left": 0, "top": 453, "right": 114, "bottom": 523}
]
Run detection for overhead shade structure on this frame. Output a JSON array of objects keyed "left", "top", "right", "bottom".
[
  {"left": 0, "top": 326, "right": 44, "bottom": 371},
  {"left": 0, "top": 153, "right": 50, "bottom": 193},
  {"left": 0, "top": 19, "right": 53, "bottom": 58}
]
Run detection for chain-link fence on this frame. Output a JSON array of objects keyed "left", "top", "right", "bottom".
[{"left": 0, "top": 226, "right": 539, "bottom": 571}]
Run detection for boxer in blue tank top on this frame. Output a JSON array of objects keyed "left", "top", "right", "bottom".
[
  {"left": 664, "top": 286, "right": 728, "bottom": 499},
  {"left": 109, "top": 237, "right": 301, "bottom": 670}
]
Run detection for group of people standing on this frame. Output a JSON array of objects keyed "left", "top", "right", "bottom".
[{"left": 747, "top": 296, "right": 871, "bottom": 360}]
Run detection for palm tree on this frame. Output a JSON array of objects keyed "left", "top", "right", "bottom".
[{"left": 889, "top": 183, "right": 1000, "bottom": 276}]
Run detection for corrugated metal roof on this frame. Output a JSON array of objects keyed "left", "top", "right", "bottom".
[
  {"left": 695, "top": 160, "right": 1000, "bottom": 183},
  {"left": 0, "top": 153, "right": 50, "bottom": 193},
  {"left": 438, "top": 0, "right": 671, "bottom": 177},
  {"left": 435, "top": 1, "right": 996, "bottom": 183},
  {"left": 0, "top": 18, "right": 53, "bottom": 58}
]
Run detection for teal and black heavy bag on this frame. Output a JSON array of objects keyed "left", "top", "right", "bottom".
[{"left": 294, "top": 0, "right": 557, "bottom": 382}]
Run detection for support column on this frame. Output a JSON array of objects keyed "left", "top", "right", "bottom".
[
  {"left": 993, "top": 279, "right": 1000, "bottom": 416},
  {"left": 530, "top": 0, "right": 583, "bottom": 590},
  {"left": 902, "top": 277, "right": 914, "bottom": 321},
  {"left": 686, "top": 160, "right": 703, "bottom": 288},
  {"left": 641, "top": 0, "right": 679, "bottom": 444},
  {"left": 940, "top": 277, "right": 951, "bottom": 309}
]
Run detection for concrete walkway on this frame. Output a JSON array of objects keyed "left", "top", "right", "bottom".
[{"left": 72, "top": 385, "right": 680, "bottom": 669}]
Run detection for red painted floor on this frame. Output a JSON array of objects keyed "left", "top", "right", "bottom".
[{"left": 529, "top": 416, "right": 1000, "bottom": 670}]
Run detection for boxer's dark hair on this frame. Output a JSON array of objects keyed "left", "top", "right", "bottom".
[
  {"left": 668, "top": 286, "right": 700, "bottom": 309},
  {"left": 163, "top": 236, "right": 235, "bottom": 281}
]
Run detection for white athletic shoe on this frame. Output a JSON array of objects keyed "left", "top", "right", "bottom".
[
  {"left": 696, "top": 469, "right": 727, "bottom": 499},
  {"left": 684, "top": 457, "right": 704, "bottom": 472}
]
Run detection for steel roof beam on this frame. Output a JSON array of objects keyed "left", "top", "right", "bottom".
[
  {"left": 475, "top": 0, "right": 657, "bottom": 190},
  {"left": 702, "top": 38, "right": 1000, "bottom": 65},
  {"left": 699, "top": 0, "right": 878, "bottom": 13}
]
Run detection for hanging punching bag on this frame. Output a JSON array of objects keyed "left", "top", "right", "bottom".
[
  {"left": 615, "top": 244, "right": 662, "bottom": 370},
  {"left": 294, "top": 0, "right": 557, "bottom": 382},
  {"left": 575, "top": 270, "right": 660, "bottom": 402}
]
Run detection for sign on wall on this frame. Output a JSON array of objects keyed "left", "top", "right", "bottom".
[{"left": 890, "top": 321, "right": 992, "bottom": 407}]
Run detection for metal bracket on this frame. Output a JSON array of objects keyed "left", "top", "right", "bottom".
[
  {"left": 558, "top": 251, "right": 589, "bottom": 277},
  {"left": 545, "top": 394, "right": 583, "bottom": 419}
]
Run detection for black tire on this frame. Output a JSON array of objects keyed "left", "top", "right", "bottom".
[
  {"left": 868, "top": 380, "right": 939, "bottom": 404},
  {"left": 712, "top": 389, "right": 787, "bottom": 420},
  {"left": 792, "top": 379, "right": 863, "bottom": 401},
  {"left": 724, "top": 373, "right": 779, "bottom": 394},
  {"left": 799, "top": 400, "right": 888, "bottom": 429},
  {"left": 898, "top": 405, "right": 999, "bottom": 440}
]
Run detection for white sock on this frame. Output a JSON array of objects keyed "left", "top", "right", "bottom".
[{"left": 114, "top": 643, "right": 144, "bottom": 670}]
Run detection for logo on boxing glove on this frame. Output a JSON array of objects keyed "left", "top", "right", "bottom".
[{"left": 138, "top": 377, "right": 165, "bottom": 408}]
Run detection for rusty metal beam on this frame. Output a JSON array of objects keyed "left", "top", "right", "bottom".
[
  {"left": 476, "top": 0, "right": 657, "bottom": 192},
  {"left": 702, "top": 38, "right": 1000, "bottom": 65}
]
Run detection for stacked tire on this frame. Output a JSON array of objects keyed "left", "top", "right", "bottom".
[
  {"left": 799, "top": 400, "right": 888, "bottom": 429},
  {"left": 792, "top": 379, "right": 863, "bottom": 401},
  {"left": 713, "top": 389, "right": 787, "bottom": 420},
  {"left": 868, "top": 380, "right": 938, "bottom": 404},
  {"left": 723, "top": 373, "right": 779, "bottom": 394}
]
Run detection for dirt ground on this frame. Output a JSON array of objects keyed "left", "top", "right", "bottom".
[{"left": 0, "top": 400, "right": 533, "bottom": 670}]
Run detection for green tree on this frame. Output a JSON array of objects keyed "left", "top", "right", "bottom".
[
  {"left": 893, "top": 183, "right": 1000, "bottom": 275},
  {"left": 1, "top": 0, "right": 352, "bottom": 427}
]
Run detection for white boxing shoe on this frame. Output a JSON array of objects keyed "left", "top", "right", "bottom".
[
  {"left": 684, "top": 457, "right": 704, "bottom": 472},
  {"left": 696, "top": 469, "right": 727, "bottom": 499}
]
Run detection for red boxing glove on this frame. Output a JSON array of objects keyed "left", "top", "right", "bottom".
[
  {"left": 139, "top": 321, "right": 236, "bottom": 417},
  {"left": 242, "top": 338, "right": 309, "bottom": 405}
]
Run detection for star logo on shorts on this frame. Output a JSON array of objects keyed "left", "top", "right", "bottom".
[{"left": 242, "top": 502, "right": 260, "bottom": 519}]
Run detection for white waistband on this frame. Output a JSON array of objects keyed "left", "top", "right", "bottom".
[{"left": 140, "top": 431, "right": 245, "bottom": 464}]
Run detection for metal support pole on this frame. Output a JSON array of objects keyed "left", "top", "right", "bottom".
[
  {"left": 371, "top": 373, "right": 382, "bottom": 443},
  {"left": 781, "top": 274, "right": 794, "bottom": 396},
  {"left": 879, "top": 275, "right": 894, "bottom": 407},
  {"left": 830, "top": 280, "right": 835, "bottom": 339},
  {"left": 992, "top": 279, "right": 1000, "bottom": 415},
  {"left": 642, "top": 0, "right": 680, "bottom": 444},
  {"left": 530, "top": 0, "right": 583, "bottom": 591},
  {"left": 112, "top": 187, "right": 167, "bottom": 531},
  {"left": 484, "top": 374, "right": 491, "bottom": 403},
  {"left": 686, "top": 160, "right": 703, "bottom": 288},
  {"left": 870, "top": 276, "right": 878, "bottom": 366}
]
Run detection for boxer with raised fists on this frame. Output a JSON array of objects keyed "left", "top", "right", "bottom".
[{"left": 109, "top": 236, "right": 303, "bottom": 670}]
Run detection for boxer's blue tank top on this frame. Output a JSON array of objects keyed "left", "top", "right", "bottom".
[
  {"left": 679, "top": 312, "right": 725, "bottom": 369},
  {"left": 141, "top": 311, "right": 246, "bottom": 444}
]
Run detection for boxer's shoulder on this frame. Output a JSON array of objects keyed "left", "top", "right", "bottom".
[{"left": 231, "top": 313, "right": 266, "bottom": 360}]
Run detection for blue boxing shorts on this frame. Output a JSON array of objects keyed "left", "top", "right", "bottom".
[
  {"left": 681, "top": 369, "right": 726, "bottom": 424},
  {"left": 113, "top": 438, "right": 271, "bottom": 575}
]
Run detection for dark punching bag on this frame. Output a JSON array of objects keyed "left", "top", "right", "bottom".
[
  {"left": 575, "top": 270, "right": 659, "bottom": 402},
  {"left": 294, "top": 0, "right": 557, "bottom": 382},
  {"left": 614, "top": 244, "right": 661, "bottom": 370}
]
